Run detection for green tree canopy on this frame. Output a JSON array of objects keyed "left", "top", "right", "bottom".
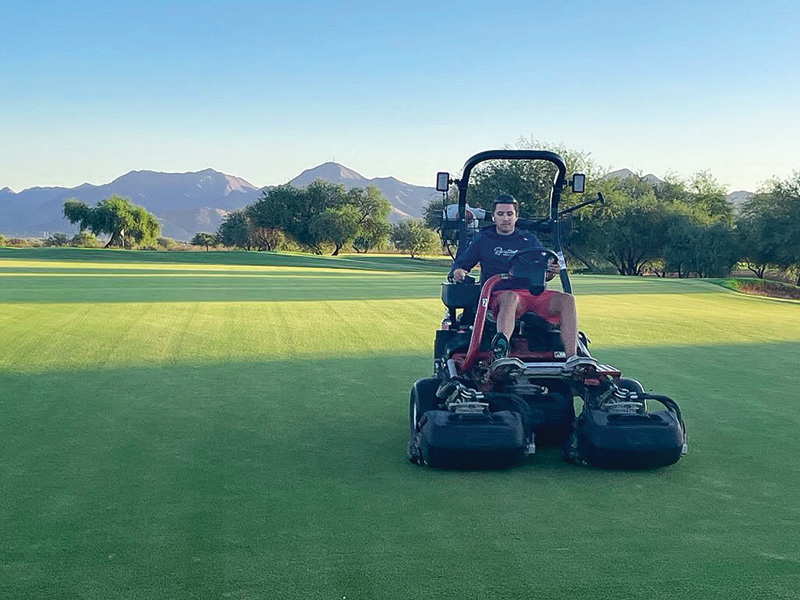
[
  {"left": 310, "top": 206, "right": 361, "bottom": 256},
  {"left": 346, "top": 186, "right": 391, "bottom": 253},
  {"left": 247, "top": 181, "right": 392, "bottom": 255},
  {"left": 739, "top": 171, "right": 800, "bottom": 283},
  {"left": 218, "top": 209, "right": 253, "bottom": 250},
  {"left": 464, "top": 139, "right": 602, "bottom": 220},
  {"left": 63, "top": 195, "right": 160, "bottom": 248},
  {"left": 688, "top": 171, "right": 733, "bottom": 224}
]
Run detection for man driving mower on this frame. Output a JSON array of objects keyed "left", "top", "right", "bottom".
[{"left": 449, "top": 194, "right": 597, "bottom": 373}]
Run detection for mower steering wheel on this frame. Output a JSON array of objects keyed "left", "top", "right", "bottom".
[{"left": 542, "top": 248, "right": 558, "bottom": 263}]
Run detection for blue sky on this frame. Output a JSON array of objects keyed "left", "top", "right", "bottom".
[{"left": 1, "top": 0, "right": 798, "bottom": 192}]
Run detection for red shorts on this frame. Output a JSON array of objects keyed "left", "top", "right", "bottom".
[{"left": 488, "top": 289, "right": 560, "bottom": 324}]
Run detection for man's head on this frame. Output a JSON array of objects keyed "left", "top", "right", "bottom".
[{"left": 492, "top": 194, "right": 518, "bottom": 235}]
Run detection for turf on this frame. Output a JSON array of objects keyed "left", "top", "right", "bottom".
[{"left": 1, "top": 248, "right": 799, "bottom": 599}]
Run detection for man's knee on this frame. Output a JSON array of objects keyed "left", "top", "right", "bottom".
[
  {"left": 548, "top": 291, "right": 575, "bottom": 316},
  {"left": 497, "top": 291, "right": 520, "bottom": 309}
]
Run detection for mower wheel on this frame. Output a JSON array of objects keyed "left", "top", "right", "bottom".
[
  {"left": 618, "top": 378, "right": 645, "bottom": 395},
  {"left": 409, "top": 377, "right": 441, "bottom": 437}
]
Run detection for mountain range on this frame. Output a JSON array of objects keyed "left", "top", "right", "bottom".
[
  {"left": 1, "top": 164, "right": 752, "bottom": 240},
  {"left": 0, "top": 163, "right": 441, "bottom": 240}
]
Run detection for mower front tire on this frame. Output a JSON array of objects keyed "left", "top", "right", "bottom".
[
  {"left": 618, "top": 377, "right": 645, "bottom": 395},
  {"left": 409, "top": 377, "right": 441, "bottom": 437}
]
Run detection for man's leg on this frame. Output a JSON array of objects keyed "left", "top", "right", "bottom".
[
  {"left": 546, "top": 292, "right": 578, "bottom": 357},
  {"left": 495, "top": 291, "right": 521, "bottom": 341}
]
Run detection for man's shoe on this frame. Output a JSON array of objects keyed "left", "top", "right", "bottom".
[
  {"left": 490, "top": 333, "right": 509, "bottom": 361},
  {"left": 563, "top": 354, "right": 598, "bottom": 376}
]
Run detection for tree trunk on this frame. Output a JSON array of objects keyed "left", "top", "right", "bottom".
[
  {"left": 332, "top": 245, "right": 341, "bottom": 256},
  {"left": 565, "top": 247, "right": 597, "bottom": 271}
]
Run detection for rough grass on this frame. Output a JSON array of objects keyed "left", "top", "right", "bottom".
[
  {"left": 1, "top": 248, "right": 799, "bottom": 600},
  {"left": 713, "top": 277, "right": 800, "bottom": 300}
]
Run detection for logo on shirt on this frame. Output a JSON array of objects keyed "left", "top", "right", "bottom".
[{"left": 494, "top": 247, "right": 519, "bottom": 257}]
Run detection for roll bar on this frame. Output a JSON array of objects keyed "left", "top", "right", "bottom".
[{"left": 453, "top": 150, "right": 572, "bottom": 292}]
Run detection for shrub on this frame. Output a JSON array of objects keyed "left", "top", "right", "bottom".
[
  {"left": 71, "top": 231, "right": 101, "bottom": 248},
  {"left": 45, "top": 232, "right": 71, "bottom": 247},
  {"left": 390, "top": 220, "right": 440, "bottom": 258}
]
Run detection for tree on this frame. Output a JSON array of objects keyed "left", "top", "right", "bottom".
[
  {"left": 346, "top": 186, "right": 391, "bottom": 253},
  {"left": 688, "top": 171, "right": 733, "bottom": 224},
  {"left": 63, "top": 195, "right": 160, "bottom": 248},
  {"left": 353, "top": 219, "right": 391, "bottom": 253},
  {"left": 737, "top": 191, "right": 783, "bottom": 278},
  {"left": 391, "top": 219, "right": 439, "bottom": 258},
  {"left": 218, "top": 209, "right": 253, "bottom": 250},
  {"left": 248, "top": 226, "right": 286, "bottom": 251},
  {"left": 740, "top": 172, "right": 800, "bottom": 284},
  {"left": 310, "top": 206, "right": 360, "bottom": 255},
  {"left": 465, "top": 138, "right": 601, "bottom": 220},
  {"left": 248, "top": 183, "right": 340, "bottom": 254},
  {"left": 654, "top": 172, "right": 691, "bottom": 205},
  {"left": 568, "top": 176, "right": 671, "bottom": 275},
  {"left": 247, "top": 181, "right": 392, "bottom": 255},
  {"left": 62, "top": 199, "right": 91, "bottom": 230},
  {"left": 0, "top": 234, "right": 5, "bottom": 246},
  {"left": 45, "top": 232, "right": 71, "bottom": 247},
  {"left": 191, "top": 232, "right": 220, "bottom": 252}
]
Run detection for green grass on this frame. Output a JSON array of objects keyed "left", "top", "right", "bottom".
[{"left": 1, "top": 248, "right": 799, "bottom": 599}]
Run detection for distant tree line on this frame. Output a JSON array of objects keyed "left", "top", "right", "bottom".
[
  {"left": 215, "top": 181, "right": 397, "bottom": 255},
  {"left": 44, "top": 143, "right": 797, "bottom": 277},
  {"left": 424, "top": 139, "right": 800, "bottom": 284}
]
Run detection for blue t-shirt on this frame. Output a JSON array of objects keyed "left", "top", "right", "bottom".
[{"left": 450, "top": 226, "right": 542, "bottom": 286}]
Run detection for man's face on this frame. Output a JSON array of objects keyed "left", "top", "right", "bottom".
[{"left": 493, "top": 203, "right": 518, "bottom": 234}]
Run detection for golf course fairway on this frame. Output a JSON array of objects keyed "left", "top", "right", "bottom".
[{"left": 1, "top": 248, "right": 798, "bottom": 599}]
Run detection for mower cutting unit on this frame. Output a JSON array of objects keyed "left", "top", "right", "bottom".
[{"left": 407, "top": 150, "right": 687, "bottom": 470}]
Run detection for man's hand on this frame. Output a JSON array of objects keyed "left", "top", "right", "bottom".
[
  {"left": 452, "top": 268, "right": 468, "bottom": 282},
  {"left": 545, "top": 259, "right": 559, "bottom": 282}
]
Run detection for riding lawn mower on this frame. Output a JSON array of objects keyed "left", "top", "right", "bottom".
[{"left": 407, "top": 150, "right": 687, "bottom": 470}]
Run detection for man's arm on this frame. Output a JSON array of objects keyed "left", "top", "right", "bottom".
[
  {"left": 449, "top": 235, "right": 483, "bottom": 281},
  {"left": 545, "top": 259, "right": 558, "bottom": 281}
]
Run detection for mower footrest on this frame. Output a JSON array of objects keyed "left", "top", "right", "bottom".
[
  {"left": 596, "top": 363, "right": 622, "bottom": 377},
  {"left": 521, "top": 362, "right": 568, "bottom": 377}
]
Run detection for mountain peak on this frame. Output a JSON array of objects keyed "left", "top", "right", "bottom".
[
  {"left": 603, "top": 169, "right": 663, "bottom": 187},
  {"left": 289, "top": 162, "right": 368, "bottom": 188}
]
